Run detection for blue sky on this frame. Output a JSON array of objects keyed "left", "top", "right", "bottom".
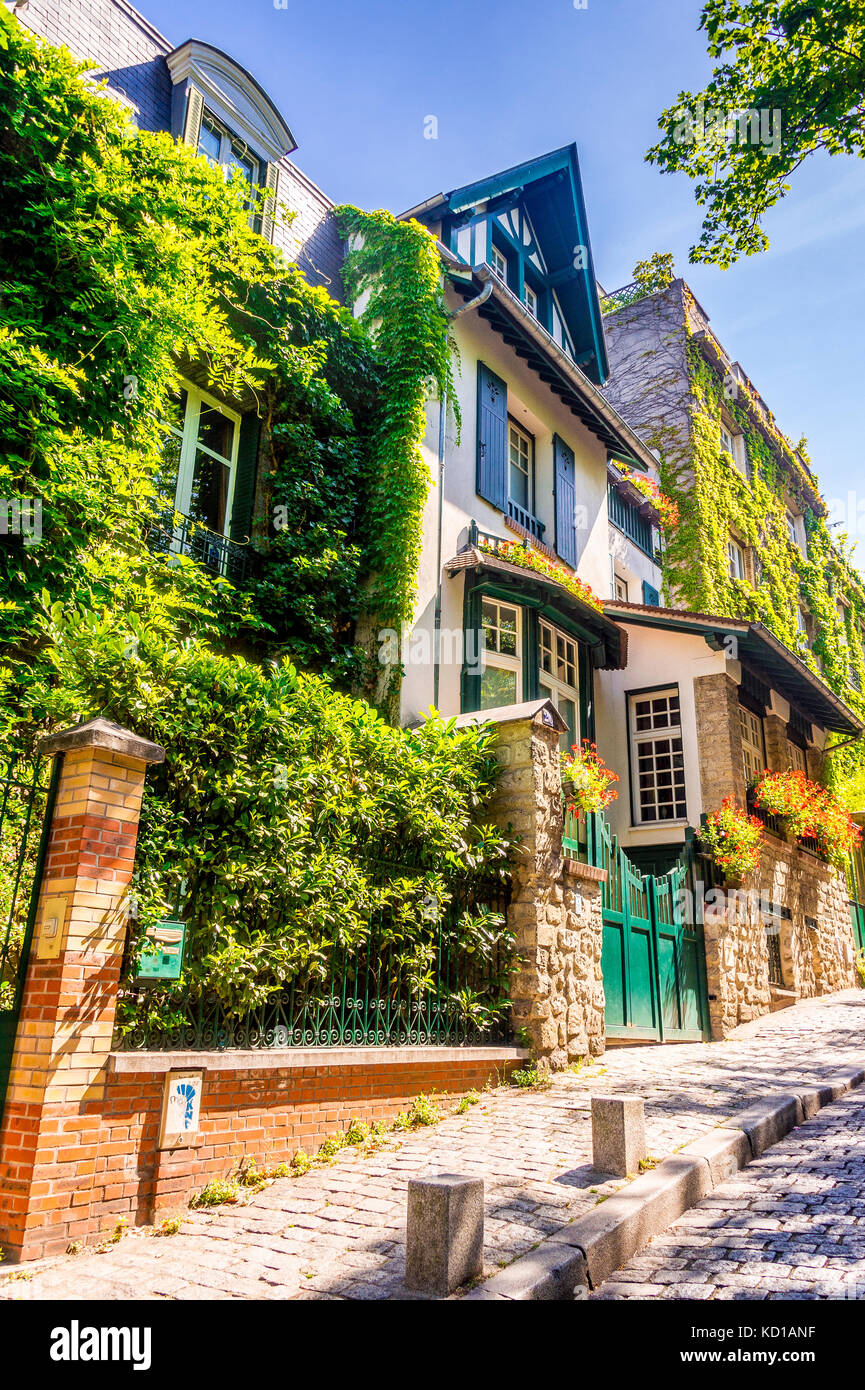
[{"left": 143, "top": 0, "right": 865, "bottom": 571}]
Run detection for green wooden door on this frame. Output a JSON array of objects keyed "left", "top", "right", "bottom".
[{"left": 594, "top": 815, "right": 708, "bottom": 1044}]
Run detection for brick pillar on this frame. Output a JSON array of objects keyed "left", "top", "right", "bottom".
[
  {"left": 0, "top": 719, "right": 164, "bottom": 1261},
  {"left": 476, "top": 700, "right": 606, "bottom": 1071}
]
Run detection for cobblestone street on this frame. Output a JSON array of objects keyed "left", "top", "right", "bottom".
[
  {"left": 592, "top": 1084, "right": 865, "bottom": 1301},
  {"left": 3, "top": 990, "right": 864, "bottom": 1301}
]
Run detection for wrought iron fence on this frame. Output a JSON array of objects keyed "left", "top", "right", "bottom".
[
  {"left": 765, "top": 925, "right": 784, "bottom": 987},
  {"left": 115, "top": 858, "right": 513, "bottom": 1052},
  {"left": 1, "top": 752, "right": 55, "bottom": 1121}
]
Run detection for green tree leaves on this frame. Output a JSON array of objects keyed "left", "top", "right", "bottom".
[{"left": 648, "top": 0, "right": 865, "bottom": 265}]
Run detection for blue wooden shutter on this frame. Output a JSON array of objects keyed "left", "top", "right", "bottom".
[
  {"left": 553, "top": 434, "right": 577, "bottom": 566},
  {"left": 642, "top": 580, "right": 661, "bottom": 607},
  {"left": 476, "top": 363, "right": 508, "bottom": 511}
]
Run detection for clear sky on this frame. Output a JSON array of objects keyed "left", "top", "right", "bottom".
[{"left": 142, "top": 0, "right": 865, "bottom": 571}]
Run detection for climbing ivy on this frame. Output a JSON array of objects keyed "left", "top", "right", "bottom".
[
  {"left": 335, "top": 207, "right": 460, "bottom": 640},
  {"left": 656, "top": 319, "right": 865, "bottom": 792}
]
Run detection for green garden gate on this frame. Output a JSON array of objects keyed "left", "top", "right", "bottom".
[
  {"left": 848, "top": 844, "right": 865, "bottom": 956},
  {"left": 0, "top": 753, "right": 57, "bottom": 1125},
  {"left": 566, "top": 811, "right": 709, "bottom": 1043}
]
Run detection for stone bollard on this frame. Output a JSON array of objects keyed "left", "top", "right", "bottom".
[
  {"left": 591, "top": 1095, "right": 646, "bottom": 1177},
  {"left": 405, "top": 1174, "right": 484, "bottom": 1297}
]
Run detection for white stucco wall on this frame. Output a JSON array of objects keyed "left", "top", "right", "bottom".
[
  {"left": 399, "top": 284, "right": 612, "bottom": 726},
  {"left": 594, "top": 623, "right": 727, "bottom": 849},
  {"left": 608, "top": 527, "right": 662, "bottom": 603}
]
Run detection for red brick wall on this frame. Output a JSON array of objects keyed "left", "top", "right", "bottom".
[{"left": 0, "top": 1051, "right": 521, "bottom": 1259}]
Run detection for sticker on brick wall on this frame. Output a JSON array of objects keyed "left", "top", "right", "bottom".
[{"left": 159, "top": 1070, "right": 203, "bottom": 1149}]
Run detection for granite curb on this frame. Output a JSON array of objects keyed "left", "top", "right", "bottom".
[{"left": 460, "top": 1063, "right": 865, "bottom": 1301}]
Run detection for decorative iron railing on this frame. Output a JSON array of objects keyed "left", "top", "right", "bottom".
[
  {"left": 114, "top": 865, "right": 513, "bottom": 1052},
  {"left": 146, "top": 508, "right": 257, "bottom": 584}
]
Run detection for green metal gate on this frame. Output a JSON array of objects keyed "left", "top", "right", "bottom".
[
  {"left": 0, "top": 752, "right": 57, "bottom": 1124},
  {"left": 847, "top": 844, "right": 865, "bottom": 956},
  {"left": 565, "top": 811, "right": 708, "bottom": 1043}
]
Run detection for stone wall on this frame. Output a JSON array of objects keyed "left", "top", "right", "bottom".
[
  {"left": 484, "top": 705, "right": 606, "bottom": 1070},
  {"left": 702, "top": 835, "right": 856, "bottom": 1039},
  {"left": 691, "top": 673, "right": 856, "bottom": 1037}
]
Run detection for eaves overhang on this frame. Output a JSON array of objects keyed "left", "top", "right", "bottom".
[
  {"left": 605, "top": 601, "right": 863, "bottom": 736},
  {"left": 450, "top": 264, "right": 655, "bottom": 473},
  {"left": 448, "top": 545, "right": 628, "bottom": 670}
]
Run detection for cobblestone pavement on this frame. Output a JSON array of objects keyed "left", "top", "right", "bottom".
[
  {"left": 592, "top": 1083, "right": 865, "bottom": 1301},
  {"left": 3, "top": 990, "right": 864, "bottom": 1301}
]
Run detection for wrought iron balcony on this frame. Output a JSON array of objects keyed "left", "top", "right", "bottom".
[{"left": 146, "top": 509, "right": 257, "bottom": 584}]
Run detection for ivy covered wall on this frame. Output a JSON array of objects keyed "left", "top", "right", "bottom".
[{"left": 603, "top": 279, "right": 865, "bottom": 797}]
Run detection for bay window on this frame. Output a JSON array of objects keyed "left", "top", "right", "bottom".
[
  {"left": 479, "top": 599, "right": 521, "bottom": 709},
  {"left": 539, "top": 619, "right": 579, "bottom": 751}
]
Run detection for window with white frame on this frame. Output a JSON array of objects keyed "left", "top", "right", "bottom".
[
  {"left": 539, "top": 619, "right": 579, "bottom": 751},
  {"left": 728, "top": 536, "right": 746, "bottom": 581},
  {"left": 524, "top": 283, "right": 538, "bottom": 319},
  {"left": 614, "top": 574, "right": 629, "bottom": 602},
  {"left": 479, "top": 599, "right": 521, "bottom": 709},
  {"left": 739, "top": 705, "right": 765, "bottom": 785},
  {"left": 508, "top": 421, "right": 533, "bottom": 511},
  {"left": 629, "top": 688, "right": 687, "bottom": 823},
  {"left": 198, "top": 115, "right": 258, "bottom": 202},
  {"left": 786, "top": 511, "right": 801, "bottom": 549},
  {"left": 160, "top": 383, "right": 240, "bottom": 537},
  {"left": 490, "top": 243, "right": 508, "bottom": 285},
  {"left": 720, "top": 423, "right": 746, "bottom": 476}
]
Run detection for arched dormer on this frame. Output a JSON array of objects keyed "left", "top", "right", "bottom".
[{"left": 166, "top": 39, "right": 296, "bottom": 239}]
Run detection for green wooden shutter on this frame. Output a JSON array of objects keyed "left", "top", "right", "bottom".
[
  {"left": 642, "top": 580, "right": 661, "bottom": 607},
  {"left": 182, "top": 86, "right": 204, "bottom": 148},
  {"left": 261, "top": 163, "right": 279, "bottom": 242},
  {"left": 476, "top": 362, "right": 508, "bottom": 511},
  {"left": 230, "top": 412, "right": 262, "bottom": 544},
  {"left": 553, "top": 434, "right": 577, "bottom": 567}
]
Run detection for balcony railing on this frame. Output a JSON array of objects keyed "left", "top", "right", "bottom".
[
  {"left": 146, "top": 509, "right": 257, "bottom": 584},
  {"left": 746, "top": 789, "right": 824, "bottom": 860},
  {"left": 507, "top": 499, "right": 545, "bottom": 541},
  {"left": 608, "top": 483, "right": 654, "bottom": 556}
]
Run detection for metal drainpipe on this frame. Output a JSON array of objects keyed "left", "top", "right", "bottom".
[{"left": 432, "top": 277, "right": 494, "bottom": 711}]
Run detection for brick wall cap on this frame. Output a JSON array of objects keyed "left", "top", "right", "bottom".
[
  {"left": 110, "top": 1044, "right": 529, "bottom": 1073},
  {"left": 39, "top": 719, "right": 165, "bottom": 765},
  {"left": 563, "top": 858, "right": 607, "bottom": 883}
]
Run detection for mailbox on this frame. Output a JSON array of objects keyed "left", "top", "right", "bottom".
[{"left": 135, "top": 920, "right": 186, "bottom": 982}]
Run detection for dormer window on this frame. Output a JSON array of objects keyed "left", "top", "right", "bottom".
[
  {"left": 166, "top": 39, "right": 296, "bottom": 244},
  {"left": 198, "top": 116, "right": 258, "bottom": 198}
]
